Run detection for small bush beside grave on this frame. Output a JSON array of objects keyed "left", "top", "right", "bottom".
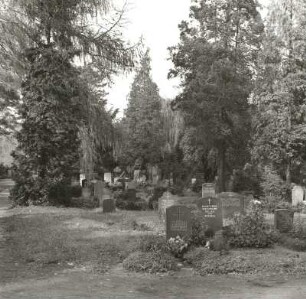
[
  {"left": 225, "top": 201, "right": 277, "bottom": 248},
  {"left": 115, "top": 189, "right": 147, "bottom": 210}
]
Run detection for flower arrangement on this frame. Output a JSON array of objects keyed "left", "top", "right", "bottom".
[{"left": 167, "top": 236, "right": 189, "bottom": 258}]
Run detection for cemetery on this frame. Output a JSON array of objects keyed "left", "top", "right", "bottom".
[
  {"left": 2, "top": 177, "right": 306, "bottom": 286},
  {"left": 1, "top": 0, "right": 306, "bottom": 297}
]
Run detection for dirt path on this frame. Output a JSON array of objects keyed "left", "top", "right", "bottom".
[{"left": 1, "top": 265, "right": 306, "bottom": 299}]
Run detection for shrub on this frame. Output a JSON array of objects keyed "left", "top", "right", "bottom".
[
  {"left": 278, "top": 235, "right": 306, "bottom": 251},
  {"left": 148, "top": 187, "right": 166, "bottom": 210},
  {"left": 289, "top": 215, "right": 306, "bottom": 240},
  {"left": 225, "top": 201, "right": 276, "bottom": 248},
  {"left": 115, "top": 189, "right": 148, "bottom": 211},
  {"left": 70, "top": 185, "right": 82, "bottom": 198},
  {"left": 263, "top": 196, "right": 293, "bottom": 213},
  {"left": 189, "top": 211, "right": 208, "bottom": 246},
  {"left": 138, "top": 235, "right": 168, "bottom": 253},
  {"left": 123, "top": 251, "right": 178, "bottom": 273},
  {"left": 260, "top": 167, "right": 291, "bottom": 202},
  {"left": 116, "top": 197, "right": 147, "bottom": 210},
  {"left": 0, "top": 163, "right": 9, "bottom": 178}
]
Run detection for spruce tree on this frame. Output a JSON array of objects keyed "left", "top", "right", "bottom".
[{"left": 124, "top": 50, "right": 164, "bottom": 169}]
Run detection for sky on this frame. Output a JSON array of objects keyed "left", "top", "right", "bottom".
[{"left": 107, "top": 0, "right": 270, "bottom": 116}]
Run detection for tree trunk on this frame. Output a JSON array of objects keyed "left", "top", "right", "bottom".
[{"left": 217, "top": 146, "right": 226, "bottom": 193}]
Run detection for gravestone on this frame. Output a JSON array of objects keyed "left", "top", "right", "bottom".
[
  {"left": 202, "top": 183, "right": 216, "bottom": 198},
  {"left": 158, "top": 191, "right": 179, "bottom": 220},
  {"left": 292, "top": 185, "right": 304, "bottom": 206},
  {"left": 104, "top": 172, "right": 112, "bottom": 184},
  {"left": 166, "top": 205, "right": 192, "bottom": 240},
  {"left": 126, "top": 181, "right": 137, "bottom": 190},
  {"left": 79, "top": 173, "right": 86, "bottom": 186},
  {"left": 217, "top": 192, "right": 244, "bottom": 219},
  {"left": 94, "top": 180, "right": 104, "bottom": 206},
  {"left": 197, "top": 196, "right": 223, "bottom": 233},
  {"left": 103, "top": 198, "right": 116, "bottom": 213},
  {"left": 274, "top": 209, "right": 294, "bottom": 233}
]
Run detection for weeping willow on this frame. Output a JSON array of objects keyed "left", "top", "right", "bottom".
[{"left": 161, "top": 99, "right": 184, "bottom": 155}]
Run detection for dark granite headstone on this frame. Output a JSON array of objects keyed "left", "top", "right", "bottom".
[
  {"left": 103, "top": 198, "right": 116, "bottom": 213},
  {"left": 274, "top": 209, "right": 294, "bottom": 233},
  {"left": 197, "top": 197, "right": 223, "bottom": 233},
  {"left": 166, "top": 205, "right": 192, "bottom": 240},
  {"left": 94, "top": 180, "right": 104, "bottom": 205}
]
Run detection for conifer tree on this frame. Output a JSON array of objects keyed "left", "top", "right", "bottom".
[{"left": 123, "top": 50, "right": 164, "bottom": 169}]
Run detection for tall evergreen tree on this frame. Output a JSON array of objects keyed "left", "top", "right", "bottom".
[
  {"left": 169, "top": 0, "right": 264, "bottom": 191},
  {"left": 4, "top": 0, "right": 136, "bottom": 205},
  {"left": 123, "top": 50, "right": 164, "bottom": 169}
]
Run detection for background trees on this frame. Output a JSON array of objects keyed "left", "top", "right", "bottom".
[
  {"left": 1, "top": 0, "right": 136, "bottom": 205},
  {"left": 169, "top": 0, "right": 264, "bottom": 192},
  {"left": 252, "top": 0, "right": 306, "bottom": 190}
]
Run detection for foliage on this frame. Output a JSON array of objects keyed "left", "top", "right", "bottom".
[
  {"left": 189, "top": 210, "right": 208, "bottom": 246},
  {"left": 252, "top": 0, "right": 306, "bottom": 184},
  {"left": 4, "top": 0, "right": 137, "bottom": 205},
  {"left": 260, "top": 166, "right": 291, "bottom": 202},
  {"left": 10, "top": 48, "right": 82, "bottom": 205},
  {"left": 148, "top": 186, "right": 167, "bottom": 210},
  {"left": 138, "top": 235, "right": 168, "bottom": 253},
  {"left": 122, "top": 49, "right": 164, "bottom": 167},
  {"left": 225, "top": 201, "right": 277, "bottom": 248},
  {"left": 232, "top": 164, "right": 262, "bottom": 196},
  {"left": 0, "top": 163, "right": 9, "bottom": 178},
  {"left": 123, "top": 250, "right": 178, "bottom": 273},
  {"left": 167, "top": 236, "right": 189, "bottom": 258},
  {"left": 185, "top": 247, "right": 256, "bottom": 275},
  {"left": 278, "top": 235, "right": 306, "bottom": 252},
  {"left": 70, "top": 185, "right": 82, "bottom": 198},
  {"left": 169, "top": 0, "right": 264, "bottom": 191},
  {"left": 115, "top": 190, "right": 147, "bottom": 211}
]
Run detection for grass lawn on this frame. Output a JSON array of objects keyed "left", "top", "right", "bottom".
[
  {"left": 1, "top": 206, "right": 306, "bottom": 285},
  {"left": 0, "top": 207, "right": 164, "bottom": 284}
]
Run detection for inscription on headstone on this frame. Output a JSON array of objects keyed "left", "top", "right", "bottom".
[
  {"left": 274, "top": 209, "right": 294, "bottom": 233},
  {"left": 202, "top": 183, "right": 216, "bottom": 198},
  {"left": 166, "top": 205, "right": 192, "bottom": 240},
  {"left": 103, "top": 198, "right": 116, "bottom": 213},
  {"left": 197, "top": 197, "right": 223, "bottom": 233}
]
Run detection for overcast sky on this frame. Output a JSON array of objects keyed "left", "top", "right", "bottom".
[{"left": 107, "top": 0, "right": 270, "bottom": 116}]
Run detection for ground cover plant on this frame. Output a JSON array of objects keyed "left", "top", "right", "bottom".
[{"left": 184, "top": 247, "right": 306, "bottom": 276}]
